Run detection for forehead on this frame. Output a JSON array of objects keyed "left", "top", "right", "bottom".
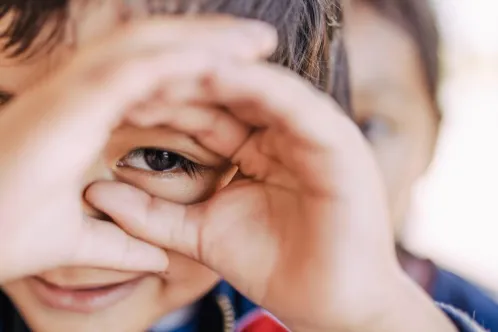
[
  {"left": 0, "top": 30, "right": 80, "bottom": 97},
  {"left": 346, "top": 4, "right": 423, "bottom": 95},
  {"left": 0, "top": 1, "right": 121, "bottom": 93},
  {"left": 0, "top": 43, "right": 67, "bottom": 93}
]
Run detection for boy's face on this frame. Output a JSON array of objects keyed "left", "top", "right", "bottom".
[
  {"left": 0, "top": 8, "right": 237, "bottom": 332},
  {"left": 346, "top": 4, "right": 439, "bottom": 236}
]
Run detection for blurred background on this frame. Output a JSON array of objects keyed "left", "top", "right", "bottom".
[{"left": 405, "top": 0, "right": 498, "bottom": 295}]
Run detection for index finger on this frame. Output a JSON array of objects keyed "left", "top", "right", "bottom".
[
  {"left": 70, "top": 217, "right": 169, "bottom": 272},
  {"left": 74, "top": 16, "right": 277, "bottom": 69}
]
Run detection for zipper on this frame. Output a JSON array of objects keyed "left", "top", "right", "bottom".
[{"left": 216, "top": 294, "right": 236, "bottom": 332}]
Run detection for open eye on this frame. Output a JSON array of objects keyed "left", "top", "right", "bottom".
[{"left": 117, "top": 148, "right": 205, "bottom": 177}]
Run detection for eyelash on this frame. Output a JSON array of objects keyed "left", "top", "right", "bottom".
[{"left": 117, "top": 148, "right": 206, "bottom": 178}]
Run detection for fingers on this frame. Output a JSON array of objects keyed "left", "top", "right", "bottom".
[
  {"left": 85, "top": 181, "right": 202, "bottom": 261},
  {"left": 70, "top": 216, "right": 169, "bottom": 272},
  {"left": 85, "top": 180, "right": 278, "bottom": 298},
  {"left": 165, "top": 62, "right": 377, "bottom": 198},
  {"left": 130, "top": 61, "right": 359, "bottom": 154},
  {"left": 119, "top": 62, "right": 357, "bottom": 165},
  {"left": 126, "top": 104, "right": 251, "bottom": 158},
  {"left": 34, "top": 17, "right": 276, "bottom": 143},
  {"left": 182, "top": 63, "right": 359, "bottom": 149},
  {"left": 5, "top": 19, "right": 276, "bottom": 189},
  {"left": 27, "top": 50, "right": 250, "bottom": 184},
  {"left": 61, "top": 22, "right": 276, "bottom": 126},
  {"left": 74, "top": 17, "right": 277, "bottom": 75},
  {"left": 37, "top": 21, "right": 275, "bottom": 180}
]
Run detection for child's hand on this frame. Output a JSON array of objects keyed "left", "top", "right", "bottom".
[
  {"left": 87, "top": 62, "right": 456, "bottom": 332},
  {"left": 0, "top": 18, "right": 276, "bottom": 283}
]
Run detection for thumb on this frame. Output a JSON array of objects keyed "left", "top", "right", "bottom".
[
  {"left": 86, "top": 180, "right": 277, "bottom": 305},
  {"left": 85, "top": 181, "right": 205, "bottom": 262},
  {"left": 71, "top": 216, "right": 169, "bottom": 272}
]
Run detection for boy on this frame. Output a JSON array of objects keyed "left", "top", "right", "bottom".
[
  {"left": 0, "top": 0, "right": 485, "bottom": 331},
  {"left": 345, "top": 0, "right": 498, "bottom": 329}
]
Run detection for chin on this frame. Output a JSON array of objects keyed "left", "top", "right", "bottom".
[{"left": 2, "top": 255, "right": 220, "bottom": 332}]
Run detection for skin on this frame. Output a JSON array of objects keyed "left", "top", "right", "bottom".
[
  {"left": 345, "top": 3, "right": 439, "bottom": 236},
  {"left": 0, "top": 12, "right": 260, "bottom": 332},
  {"left": 0, "top": 5, "right": 458, "bottom": 332}
]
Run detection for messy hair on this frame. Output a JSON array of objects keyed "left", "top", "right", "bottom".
[
  {"left": 0, "top": 0, "right": 345, "bottom": 94},
  {"left": 359, "top": 0, "right": 441, "bottom": 118}
]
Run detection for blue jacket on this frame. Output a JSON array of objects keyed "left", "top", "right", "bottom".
[
  {"left": 398, "top": 246, "right": 498, "bottom": 331},
  {"left": 433, "top": 269, "right": 498, "bottom": 331},
  {"left": 0, "top": 280, "right": 492, "bottom": 332},
  {"left": 440, "top": 303, "right": 489, "bottom": 332}
]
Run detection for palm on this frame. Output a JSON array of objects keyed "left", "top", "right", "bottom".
[{"left": 192, "top": 129, "right": 370, "bottom": 322}]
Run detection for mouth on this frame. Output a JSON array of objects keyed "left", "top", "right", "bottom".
[{"left": 28, "top": 275, "right": 146, "bottom": 313}]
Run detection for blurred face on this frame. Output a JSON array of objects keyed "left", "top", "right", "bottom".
[
  {"left": 0, "top": 7, "right": 236, "bottom": 332},
  {"left": 346, "top": 4, "right": 439, "bottom": 235}
]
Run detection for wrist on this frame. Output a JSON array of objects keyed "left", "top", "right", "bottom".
[
  {"left": 359, "top": 272, "right": 458, "bottom": 332},
  {"left": 290, "top": 271, "right": 458, "bottom": 332}
]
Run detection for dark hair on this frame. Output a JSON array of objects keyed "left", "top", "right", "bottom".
[
  {"left": 0, "top": 0, "right": 346, "bottom": 93},
  {"left": 359, "top": 0, "right": 441, "bottom": 118},
  {"left": 0, "top": 0, "right": 67, "bottom": 58}
]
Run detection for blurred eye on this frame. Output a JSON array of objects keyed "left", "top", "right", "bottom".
[
  {"left": 358, "top": 115, "right": 393, "bottom": 142},
  {"left": 0, "top": 91, "right": 13, "bottom": 106},
  {"left": 118, "top": 148, "right": 205, "bottom": 177}
]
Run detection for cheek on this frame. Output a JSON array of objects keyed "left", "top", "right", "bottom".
[
  {"left": 370, "top": 130, "right": 432, "bottom": 232},
  {"left": 370, "top": 134, "right": 419, "bottom": 223},
  {"left": 370, "top": 135, "right": 412, "bottom": 197},
  {"left": 116, "top": 166, "right": 237, "bottom": 204}
]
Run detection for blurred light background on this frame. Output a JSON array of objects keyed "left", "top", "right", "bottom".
[{"left": 404, "top": 0, "right": 498, "bottom": 294}]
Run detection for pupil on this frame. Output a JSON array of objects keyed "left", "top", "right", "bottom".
[{"left": 144, "top": 149, "right": 178, "bottom": 171}]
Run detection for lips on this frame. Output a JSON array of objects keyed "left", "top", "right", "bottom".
[{"left": 28, "top": 275, "right": 146, "bottom": 313}]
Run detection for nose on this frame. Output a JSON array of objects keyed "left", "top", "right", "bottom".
[{"left": 81, "top": 157, "right": 115, "bottom": 219}]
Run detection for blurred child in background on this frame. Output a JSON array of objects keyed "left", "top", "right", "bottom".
[{"left": 346, "top": 0, "right": 498, "bottom": 329}]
